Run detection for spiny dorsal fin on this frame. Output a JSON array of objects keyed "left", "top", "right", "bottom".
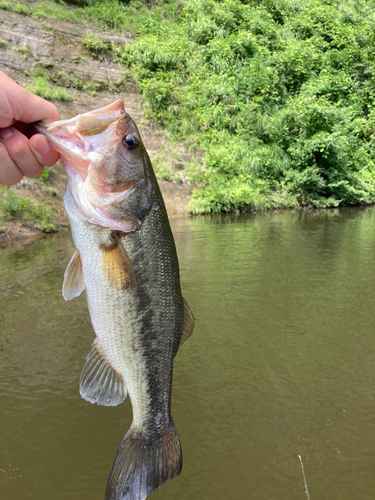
[
  {"left": 62, "top": 249, "right": 85, "bottom": 301},
  {"left": 100, "top": 233, "right": 137, "bottom": 291},
  {"left": 80, "top": 340, "right": 127, "bottom": 407},
  {"left": 179, "top": 298, "right": 195, "bottom": 348}
]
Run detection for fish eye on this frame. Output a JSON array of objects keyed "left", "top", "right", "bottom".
[{"left": 123, "top": 135, "right": 139, "bottom": 150}]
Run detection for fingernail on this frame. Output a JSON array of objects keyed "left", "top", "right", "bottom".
[
  {"left": 0, "top": 127, "right": 14, "bottom": 140},
  {"left": 33, "top": 137, "right": 49, "bottom": 155}
]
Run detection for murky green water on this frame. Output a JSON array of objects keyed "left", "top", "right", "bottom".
[{"left": 2, "top": 207, "right": 375, "bottom": 499}]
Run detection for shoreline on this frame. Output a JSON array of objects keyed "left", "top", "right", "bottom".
[{"left": 0, "top": 177, "right": 193, "bottom": 245}]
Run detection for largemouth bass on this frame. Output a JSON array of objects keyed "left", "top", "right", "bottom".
[{"left": 35, "top": 99, "right": 194, "bottom": 500}]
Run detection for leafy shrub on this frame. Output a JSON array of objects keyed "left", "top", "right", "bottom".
[
  {"left": 82, "top": 35, "right": 110, "bottom": 60},
  {"left": 18, "top": 0, "right": 375, "bottom": 212},
  {"left": 117, "top": 0, "right": 375, "bottom": 211},
  {"left": 39, "top": 167, "right": 55, "bottom": 182},
  {"left": 0, "top": 193, "right": 57, "bottom": 233}
]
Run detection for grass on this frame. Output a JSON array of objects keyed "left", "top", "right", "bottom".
[
  {"left": 26, "top": 1, "right": 81, "bottom": 23},
  {"left": 0, "top": 192, "right": 58, "bottom": 233},
  {"left": 38, "top": 167, "right": 55, "bottom": 182},
  {"left": 13, "top": 45, "right": 32, "bottom": 60},
  {"left": 52, "top": 69, "right": 107, "bottom": 95},
  {"left": 71, "top": 53, "right": 85, "bottom": 64},
  {"left": 0, "top": 1, "right": 12, "bottom": 10},
  {"left": 26, "top": 75, "right": 73, "bottom": 101},
  {"left": 29, "top": 167, "right": 60, "bottom": 197},
  {"left": 0, "top": 0, "right": 135, "bottom": 31},
  {"left": 13, "top": 2, "right": 30, "bottom": 15},
  {"left": 82, "top": 34, "right": 111, "bottom": 60}
]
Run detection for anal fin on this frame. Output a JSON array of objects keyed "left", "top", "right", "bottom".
[
  {"left": 62, "top": 248, "right": 85, "bottom": 301},
  {"left": 80, "top": 341, "right": 127, "bottom": 407},
  {"left": 179, "top": 298, "right": 195, "bottom": 348}
]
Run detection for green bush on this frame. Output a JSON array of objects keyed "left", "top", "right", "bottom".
[
  {"left": 82, "top": 35, "right": 110, "bottom": 60},
  {"left": 19, "top": 0, "right": 375, "bottom": 212},
  {"left": 114, "top": 0, "right": 375, "bottom": 212},
  {"left": 1, "top": 193, "right": 57, "bottom": 233}
]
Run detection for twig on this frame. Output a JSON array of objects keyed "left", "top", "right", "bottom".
[
  {"left": 298, "top": 455, "right": 311, "bottom": 500},
  {"left": 104, "top": 55, "right": 116, "bottom": 97}
]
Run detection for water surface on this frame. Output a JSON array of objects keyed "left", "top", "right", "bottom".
[{"left": 1, "top": 207, "right": 375, "bottom": 499}]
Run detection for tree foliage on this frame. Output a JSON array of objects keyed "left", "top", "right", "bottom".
[{"left": 66, "top": 0, "right": 375, "bottom": 212}]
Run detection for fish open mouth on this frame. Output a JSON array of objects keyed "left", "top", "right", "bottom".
[{"left": 34, "top": 99, "right": 126, "bottom": 180}]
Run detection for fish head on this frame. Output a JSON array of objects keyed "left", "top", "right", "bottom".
[{"left": 35, "top": 99, "right": 156, "bottom": 232}]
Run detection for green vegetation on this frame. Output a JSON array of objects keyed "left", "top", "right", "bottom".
[
  {"left": 53, "top": 69, "right": 108, "bottom": 95},
  {"left": 0, "top": 1, "right": 12, "bottom": 10},
  {"left": 38, "top": 167, "right": 55, "bottom": 182},
  {"left": 0, "top": 38, "right": 8, "bottom": 48},
  {"left": 82, "top": 34, "right": 111, "bottom": 60},
  {"left": 0, "top": 192, "right": 57, "bottom": 233},
  {"left": 13, "top": 2, "right": 30, "bottom": 15},
  {"left": 13, "top": 45, "right": 32, "bottom": 60},
  {"left": 30, "top": 167, "right": 60, "bottom": 197},
  {"left": 71, "top": 53, "right": 85, "bottom": 64},
  {"left": 4, "top": 0, "right": 375, "bottom": 213},
  {"left": 111, "top": 0, "right": 375, "bottom": 212},
  {"left": 26, "top": 75, "right": 73, "bottom": 101},
  {"left": 24, "top": 61, "right": 109, "bottom": 96}
]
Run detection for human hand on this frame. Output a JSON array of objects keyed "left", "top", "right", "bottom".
[{"left": 0, "top": 71, "right": 60, "bottom": 185}]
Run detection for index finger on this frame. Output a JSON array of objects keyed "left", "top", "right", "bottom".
[{"left": 14, "top": 87, "right": 59, "bottom": 125}]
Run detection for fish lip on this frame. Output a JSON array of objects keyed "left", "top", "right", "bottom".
[
  {"left": 33, "top": 122, "right": 67, "bottom": 151},
  {"left": 33, "top": 98, "right": 126, "bottom": 158},
  {"left": 35, "top": 98, "right": 126, "bottom": 131}
]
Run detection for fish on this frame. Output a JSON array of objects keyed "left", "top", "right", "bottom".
[{"left": 34, "top": 99, "right": 194, "bottom": 500}]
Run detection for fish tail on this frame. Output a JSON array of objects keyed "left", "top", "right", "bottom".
[{"left": 105, "top": 420, "right": 182, "bottom": 500}]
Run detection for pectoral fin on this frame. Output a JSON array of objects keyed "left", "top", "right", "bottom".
[
  {"left": 179, "top": 298, "right": 195, "bottom": 348},
  {"left": 101, "top": 234, "right": 137, "bottom": 291},
  {"left": 80, "top": 340, "right": 127, "bottom": 406},
  {"left": 62, "top": 249, "right": 85, "bottom": 301}
]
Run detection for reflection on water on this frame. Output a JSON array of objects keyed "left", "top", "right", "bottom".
[{"left": 2, "top": 207, "right": 375, "bottom": 499}]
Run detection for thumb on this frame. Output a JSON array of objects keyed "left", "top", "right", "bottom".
[{"left": 2, "top": 72, "right": 59, "bottom": 125}]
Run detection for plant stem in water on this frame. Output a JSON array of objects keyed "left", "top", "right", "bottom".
[{"left": 298, "top": 455, "right": 311, "bottom": 500}]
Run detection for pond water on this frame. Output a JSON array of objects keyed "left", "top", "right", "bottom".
[{"left": 1, "top": 207, "right": 375, "bottom": 500}]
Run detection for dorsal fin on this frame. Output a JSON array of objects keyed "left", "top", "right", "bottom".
[
  {"left": 62, "top": 249, "right": 85, "bottom": 301},
  {"left": 80, "top": 340, "right": 127, "bottom": 406},
  {"left": 179, "top": 298, "right": 195, "bottom": 348},
  {"left": 100, "top": 233, "right": 137, "bottom": 291}
]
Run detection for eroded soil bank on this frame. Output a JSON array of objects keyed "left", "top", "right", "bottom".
[{"left": 0, "top": 8, "right": 192, "bottom": 243}]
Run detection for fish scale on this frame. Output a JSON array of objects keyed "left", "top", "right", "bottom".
[{"left": 66, "top": 184, "right": 181, "bottom": 431}]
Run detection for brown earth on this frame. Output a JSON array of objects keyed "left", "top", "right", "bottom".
[{"left": 0, "top": 8, "right": 192, "bottom": 244}]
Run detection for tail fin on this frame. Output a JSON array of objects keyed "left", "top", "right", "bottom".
[{"left": 105, "top": 421, "right": 182, "bottom": 500}]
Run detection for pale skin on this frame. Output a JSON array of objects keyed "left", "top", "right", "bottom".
[{"left": 0, "top": 71, "right": 59, "bottom": 185}]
